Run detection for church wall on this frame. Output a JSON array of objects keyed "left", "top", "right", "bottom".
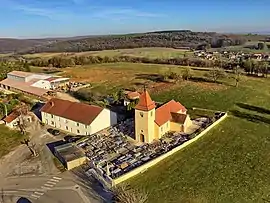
[
  {"left": 183, "top": 115, "right": 192, "bottom": 132},
  {"left": 158, "top": 121, "right": 170, "bottom": 138},
  {"left": 170, "top": 122, "right": 183, "bottom": 132},
  {"left": 135, "top": 108, "right": 155, "bottom": 143}
]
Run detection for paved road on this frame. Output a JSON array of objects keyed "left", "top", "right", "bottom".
[{"left": 0, "top": 173, "right": 105, "bottom": 203}]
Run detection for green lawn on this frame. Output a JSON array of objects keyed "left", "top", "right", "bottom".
[
  {"left": 128, "top": 76, "right": 270, "bottom": 203},
  {"left": 0, "top": 124, "right": 26, "bottom": 158}
]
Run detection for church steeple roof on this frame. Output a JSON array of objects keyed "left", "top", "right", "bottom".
[{"left": 135, "top": 89, "right": 156, "bottom": 111}]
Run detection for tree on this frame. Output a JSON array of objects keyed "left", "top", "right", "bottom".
[
  {"left": 112, "top": 184, "right": 148, "bottom": 203},
  {"left": 21, "top": 139, "right": 37, "bottom": 157},
  {"left": 243, "top": 59, "right": 253, "bottom": 74},
  {"left": 16, "top": 106, "right": 29, "bottom": 135},
  {"left": 231, "top": 65, "right": 243, "bottom": 87},
  {"left": 204, "top": 68, "right": 227, "bottom": 83},
  {"left": 258, "top": 61, "right": 269, "bottom": 77},
  {"left": 117, "top": 89, "right": 125, "bottom": 102},
  {"left": 258, "top": 42, "right": 266, "bottom": 50},
  {"left": 182, "top": 67, "right": 192, "bottom": 81}
]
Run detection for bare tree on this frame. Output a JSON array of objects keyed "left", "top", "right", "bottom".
[
  {"left": 205, "top": 67, "right": 227, "bottom": 83},
  {"left": 112, "top": 184, "right": 148, "bottom": 203},
  {"left": 182, "top": 67, "right": 192, "bottom": 81},
  {"left": 21, "top": 139, "right": 37, "bottom": 157},
  {"left": 16, "top": 106, "right": 29, "bottom": 135},
  {"left": 231, "top": 65, "right": 244, "bottom": 87}
]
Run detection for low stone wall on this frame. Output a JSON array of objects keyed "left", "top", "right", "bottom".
[{"left": 112, "top": 112, "right": 228, "bottom": 186}]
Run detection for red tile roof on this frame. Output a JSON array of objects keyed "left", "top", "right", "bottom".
[
  {"left": 3, "top": 111, "right": 20, "bottom": 123},
  {"left": 45, "top": 77, "right": 60, "bottom": 82},
  {"left": 135, "top": 90, "right": 156, "bottom": 111},
  {"left": 127, "top": 91, "right": 141, "bottom": 100},
  {"left": 40, "top": 98, "right": 104, "bottom": 125},
  {"left": 0, "top": 78, "right": 49, "bottom": 97},
  {"left": 155, "top": 100, "right": 187, "bottom": 126}
]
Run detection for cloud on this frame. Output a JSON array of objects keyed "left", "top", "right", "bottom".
[
  {"left": 92, "top": 8, "right": 164, "bottom": 19},
  {"left": 3, "top": 0, "right": 163, "bottom": 21}
]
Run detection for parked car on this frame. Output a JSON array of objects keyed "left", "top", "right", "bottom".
[
  {"left": 47, "top": 128, "right": 54, "bottom": 134},
  {"left": 52, "top": 130, "right": 60, "bottom": 136},
  {"left": 64, "top": 135, "right": 81, "bottom": 143}
]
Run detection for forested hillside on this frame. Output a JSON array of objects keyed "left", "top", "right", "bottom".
[
  {"left": 20, "top": 31, "right": 251, "bottom": 54},
  {"left": 0, "top": 30, "right": 268, "bottom": 54}
]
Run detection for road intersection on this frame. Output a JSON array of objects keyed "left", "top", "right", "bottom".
[{"left": 0, "top": 125, "right": 109, "bottom": 203}]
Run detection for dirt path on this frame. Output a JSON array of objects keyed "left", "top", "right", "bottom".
[{"left": 56, "top": 92, "right": 80, "bottom": 102}]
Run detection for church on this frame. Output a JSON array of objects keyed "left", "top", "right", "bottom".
[{"left": 134, "top": 89, "right": 192, "bottom": 143}]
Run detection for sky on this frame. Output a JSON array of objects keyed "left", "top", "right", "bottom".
[{"left": 0, "top": 0, "right": 269, "bottom": 38}]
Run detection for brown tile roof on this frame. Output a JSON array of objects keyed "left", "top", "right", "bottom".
[
  {"left": 45, "top": 77, "right": 61, "bottom": 82},
  {"left": 40, "top": 98, "right": 104, "bottom": 125},
  {"left": 8, "top": 71, "right": 33, "bottom": 78},
  {"left": 155, "top": 100, "right": 187, "bottom": 126},
  {"left": 0, "top": 78, "right": 49, "bottom": 97},
  {"left": 135, "top": 90, "right": 156, "bottom": 111},
  {"left": 3, "top": 111, "right": 20, "bottom": 123},
  {"left": 171, "top": 112, "right": 187, "bottom": 124},
  {"left": 127, "top": 91, "right": 141, "bottom": 100}
]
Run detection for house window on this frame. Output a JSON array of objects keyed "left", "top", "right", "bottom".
[
  {"left": 51, "top": 115, "right": 54, "bottom": 118},
  {"left": 66, "top": 126, "right": 68, "bottom": 130},
  {"left": 161, "top": 127, "right": 163, "bottom": 132},
  {"left": 51, "top": 121, "right": 54, "bottom": 125},
  {"left": 65, "top": 120, "right": 68, "bottom": 123},
  {"left": 150, "top": 111, "right": 153, "bottom": 117},
  {"left": 141, "top": 130, "right": 143, "bottom": 133},
  {"left": 77, "top": 123, "right": 80, "bottom": 127},
  {"left": 58, "top": 117, "right": 61, "bottom": 121},
  {"left": 85, "top": 125, "right": 87, "bottom": 129},
  {"left": 140, "top": 112, "right": 143, "bottom": 117},
  {"left": 77, "top": 129, "right": 80, "bottom": 134}
]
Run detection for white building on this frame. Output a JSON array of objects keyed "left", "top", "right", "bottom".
[
  {"left": 40, "top": 98, "right": 118, "bottom": 135},
  {"left": 6, "top": 71, "right": 69, "bottom": 90}
]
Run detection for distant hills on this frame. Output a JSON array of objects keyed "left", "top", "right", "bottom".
[{"left": 0, "top": 30, "right": 269, "bottom": 54}]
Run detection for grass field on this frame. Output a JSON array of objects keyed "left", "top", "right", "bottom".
[
  {"left": 31, "top": 62, "right": 270, "bottom": 202},
  {"left": 23, "top": 47, "right": 192, "bottom": 59},
  {"left": 126, "top": 75, "right": 270, "bottom": 203},
  {"left": 0, "top": 124, "right": 26, "bottom": 158},
  {"left": 51, "top": 62, "right": 226, "bottom": 96}
]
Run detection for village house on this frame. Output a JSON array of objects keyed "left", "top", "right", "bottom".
[
  {"left": 134, "top": 89, "right": 192, "bottom": 143},
  {"left": 40, "top": 98, "right": 118, "bottom": 135},
  {"left": 2, "top": 106, "right": 32, "bottom": 129},
  {"left": 123, "top": 91, "right": 141, "bottom": 106}
]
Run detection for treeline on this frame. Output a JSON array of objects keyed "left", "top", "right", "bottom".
[
  {"left": 20, "top": 30, "right": 250, "bottom": 54},
  {"left": 30, "top": 55, "right": 226, "bottom": 68},
  {"left": 29, "top": 56, "right": 268, "bottom": 69},
  {"left": 0, "top": 61, "right": 31, "bottom": 80}
]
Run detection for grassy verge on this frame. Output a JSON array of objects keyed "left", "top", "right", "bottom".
[
  {"left": 0, "top": 124, "right": 27, "bottom": 158},
  {"left": 127, "top": 76, "right": 270, "bottom": 203}
]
